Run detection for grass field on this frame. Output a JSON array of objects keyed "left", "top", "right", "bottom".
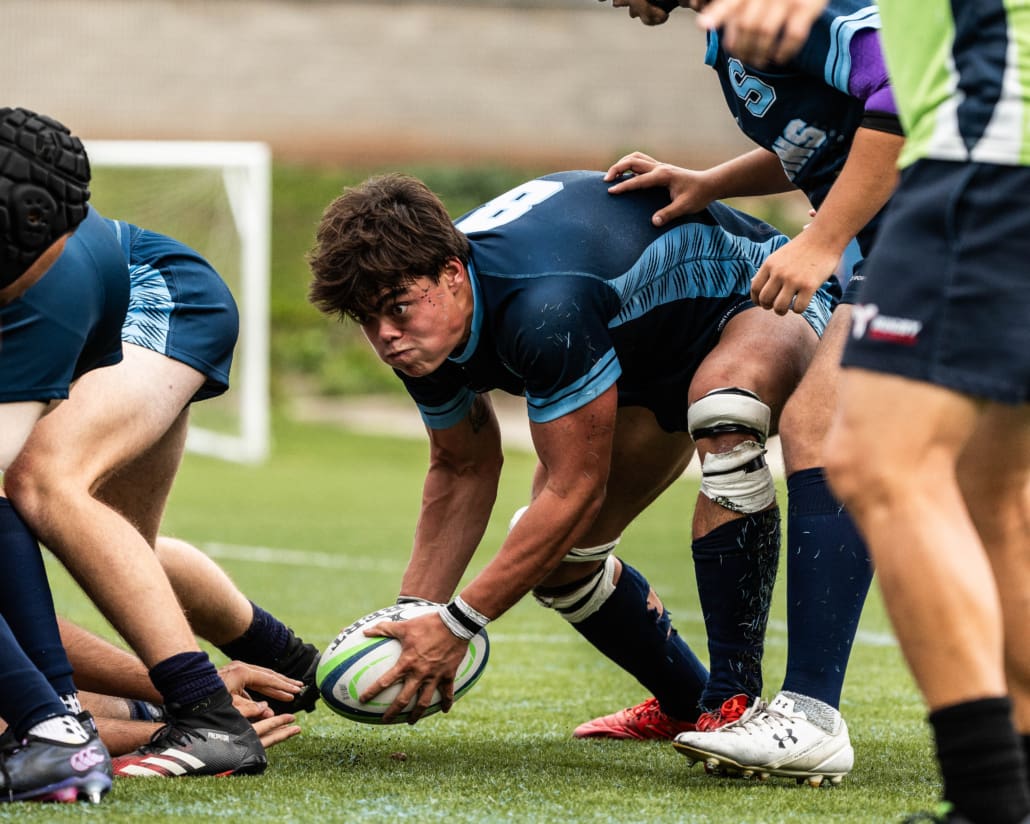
[{"left": 12, "top": 415, "right": 940, "bottom": 823}]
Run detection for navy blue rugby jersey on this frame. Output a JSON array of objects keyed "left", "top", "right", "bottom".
[
  {"left": 397, "top": 171, "right": 831, "bottom": 434},
  {"left": 706, "top": 1, "right": 880, "bottom": 210}
]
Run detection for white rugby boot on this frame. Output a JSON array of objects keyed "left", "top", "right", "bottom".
[{"left": 672, "top": 691, "right": 854, "bottom": 786}]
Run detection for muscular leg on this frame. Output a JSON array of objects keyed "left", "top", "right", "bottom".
[
  {"left": 957, "top": 405, "right": 1030, "bottom": 732},
  {"left": 829, "top": 372, "right": 1001, "bottom": 706},
  {"left": 777, "top": 306, "right": 873, "bottom": 709},
  {"left": 156, "top": 537, "right": 253, "bottom": 645},
  {"left": 778, "top": 305, "right": 850, "bottom": 473},
  {"left": 828, "top": 370, "right": 1029, "bottom": 823},
  {"left": 5, "top": 344, "right": 207, "bottom": 669},
  {"left": 6, "top": 344, "right": 268, "bottom": 776},
  {"left": 687, "top": 306, "right": 816, "bottom": 708},
  {"left": 536, "top": 407, "right": 708, "bottom": 724},
  {"left": 157, "top": 535, "right": 321, "bottom": 712},
  {"left": 0, "top": 401, "right": 81, "bottom": 704}
]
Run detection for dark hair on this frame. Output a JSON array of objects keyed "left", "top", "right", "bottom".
[
  {"left": 0, "top": 107, "right": 91, "bottom": 289},
  {"left": 308, "top": 173, "right": 470, "bottom": 322}
]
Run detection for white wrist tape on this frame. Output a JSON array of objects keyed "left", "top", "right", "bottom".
[{"left": 438, "top": 595, "right": 490, "bottom": 641}]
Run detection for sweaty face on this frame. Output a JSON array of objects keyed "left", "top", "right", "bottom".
[
  {"left": 609, "top": 0, "right": 671, "bottom": 26},
  {"left": 359, "top": 272, "right": 470, "bottom": 378}
]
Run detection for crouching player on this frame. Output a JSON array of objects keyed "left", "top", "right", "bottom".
[
  {"left": 0, "top": 107, "right": 122, "bottom": 803},
  {"left": 307, "top": 170, "right": 835, "bottom": 755}
]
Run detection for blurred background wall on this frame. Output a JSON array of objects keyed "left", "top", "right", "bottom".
[{"left": 3, "top": 0, "right": 755, "bottom": 168}]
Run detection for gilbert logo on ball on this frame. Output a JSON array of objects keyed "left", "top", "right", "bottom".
[{"left": 317, "top": 603, "right": 489, "bottom": 724}]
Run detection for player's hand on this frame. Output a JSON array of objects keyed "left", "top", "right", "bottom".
[
  {"left": 358, "top": 612, "right": 469, "bottom": 724},
  {"left": 218, "top": 660, "right": 304, "bottom": 716},
  {"left": 696, "top": 0, "right": 826, "bottom": 67},
  {"left": 750, "top": 230, "right": 839, "bottom": 315},
  {"left": 252, "top": 713, "right": 302, "bottom": 749},
  {"left": 604, "top": 152, "right": 716, "bottom": 226}
]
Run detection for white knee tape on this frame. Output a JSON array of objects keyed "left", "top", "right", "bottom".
[
  {"left": 688, "top": 387, "right": 771, "bottom": 445},
  {"left": 533, "top": 555, "right": 618, "bottom": 624},
  {"left": 564, "top": 537, "right": 620, "bottom": 563},
  {"left": 699, "top": 440, "right": 776, "bottom": 514}
]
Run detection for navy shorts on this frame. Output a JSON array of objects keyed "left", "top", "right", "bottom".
[
  {"left": 106, "top": 219, "right": 239, "bottom": 402},
  {"left": 842, "top": 159, "right": 1030, "bottom": 404},
  {"left": 0, "top": 208, "right": 128, "bottom": 403}
]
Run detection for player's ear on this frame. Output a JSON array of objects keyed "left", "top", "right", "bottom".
[{"left": 439, "top": 257, "right": 466, "bottom": 293}]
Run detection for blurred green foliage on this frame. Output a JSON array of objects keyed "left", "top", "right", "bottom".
[{"left": 269, "top": 162, "right": 804, "bottom": 402}]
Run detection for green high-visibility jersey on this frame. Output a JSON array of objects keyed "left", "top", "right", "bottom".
[{"left": 878, "top": 0, "right": 1030, "bottom": 167}]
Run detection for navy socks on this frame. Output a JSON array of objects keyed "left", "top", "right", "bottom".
[
  {"left": 0, "top": 617, "right": 68, "bottom": 740},
  {"left": 0, "top": 497, "right": 76, "bottom": 696},
  {"left": 148, "top": 651, "right": 224, "bottom": 710},
  {"left": 569, "top": 561, "right": 708, "bottom": 722},
  {"left": 782, "top": 468, "right": 873, "bottom": 708},
  {"left": 692, "top": 508, "right": 780, "bottom": 710},
  {"left": 217, "top": 602, "right": 290, "bottom": 668}
]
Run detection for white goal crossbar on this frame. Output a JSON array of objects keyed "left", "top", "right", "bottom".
[{"left": 84, "top": 140, "right": 272, "bottom": 464}]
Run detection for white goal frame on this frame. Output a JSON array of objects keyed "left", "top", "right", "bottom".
[{"left": 85, "top": 140, "right": 271, "bottom": 464}]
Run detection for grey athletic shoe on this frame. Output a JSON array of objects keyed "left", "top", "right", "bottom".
[{"left": 0, "top": 714, "right": 112, "bottom": 803}]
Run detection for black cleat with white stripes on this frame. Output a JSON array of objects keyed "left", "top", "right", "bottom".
[{"left": 112, "top": 689, "right": 266, "bottom": 778}]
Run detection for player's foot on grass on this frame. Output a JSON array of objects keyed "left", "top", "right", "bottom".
[
  {"left": 112, "top": 689, "right": 266, "bottom": 778},
  {"left": 251, "top": 636, "right": 321, "bottom": 715},
  {"left": 695, "top": 693, "right": 751, "bottom": 731},
  {"left": 673, "top": 692, "right": 853, "bottom": 786},
  {"left": 573, "top": 697, "right": 695, "bottom": 740},
  {"left": 0, "top": 714, "right": 112, "bottom": 803}
]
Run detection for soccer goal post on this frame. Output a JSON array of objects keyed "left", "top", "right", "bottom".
[{"left": 84, "top": 140, "right": 271, "bottom": 464}]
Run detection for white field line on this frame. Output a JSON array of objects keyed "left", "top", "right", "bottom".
[
  {"left": 202, "top": 541, "right": 403, "bottom": 574},
  {"left": 201, "top": 542, "right": 896, "bottom": 648}
]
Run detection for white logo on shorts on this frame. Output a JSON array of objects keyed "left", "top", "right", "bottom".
[{"left": 850, "top": 303, "right": 922, "bottom": 345}]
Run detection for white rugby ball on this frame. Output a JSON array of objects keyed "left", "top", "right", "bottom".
[{"left": 316, "top": 602, "right": 489, "bottom": 724}]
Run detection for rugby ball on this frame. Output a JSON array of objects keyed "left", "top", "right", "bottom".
[{"left": 316, "top": 602, "right": 489, "bottom": 724}]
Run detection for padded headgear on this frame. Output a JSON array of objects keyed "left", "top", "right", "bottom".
[{"left": 0, "top": 107, "right": 91, "bottom": 289}]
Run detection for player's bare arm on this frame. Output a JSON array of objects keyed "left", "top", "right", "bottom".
[
  {"left": 605, "top": 148, "right": 793, "bottom": 227},
  {"left": 751, "top": 127, "right": 903, "bottom": 314},
  {"left": 362, "top": 387, "right": 617, "bottom": 722},
  {"left": 461, "top": 386, "right": 617, "bottom": 618},
  {"left": 398, "top": 393, "right": 504, "bottom": 604}
]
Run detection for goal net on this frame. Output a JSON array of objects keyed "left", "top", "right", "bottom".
[{"left": 84, "top": 140, "right": 271, "bottom": 464}]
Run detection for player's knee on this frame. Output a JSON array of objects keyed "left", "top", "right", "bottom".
[
  {"left": 823, "top": 425, "right": 880, "bottom": 510},
  {"left": 511, "top": 504, "right": 621, "bottom": 563},
  {"left": 533, "top": 555, "right": 618, "bottom": 623},
  {"left": 688, "top": 388, "right": 775, "bottom": 514},
  {"left": 1, "top": 456, "right": 62, "bottom": 524},
  {"left": 776, "top": 388, "right": 831, "bottom": 474}
]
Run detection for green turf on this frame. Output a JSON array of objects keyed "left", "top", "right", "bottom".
[{"left": 16, "top": 416, "right": 939, "bottom": 823}]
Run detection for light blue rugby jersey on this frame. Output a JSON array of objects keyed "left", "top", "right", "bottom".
[
  {"left": 706, "top": 1, "right": 880, "bottom": 211},
  {"left": 398, "top": 171, "right": 834, "bottom": 434}
]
